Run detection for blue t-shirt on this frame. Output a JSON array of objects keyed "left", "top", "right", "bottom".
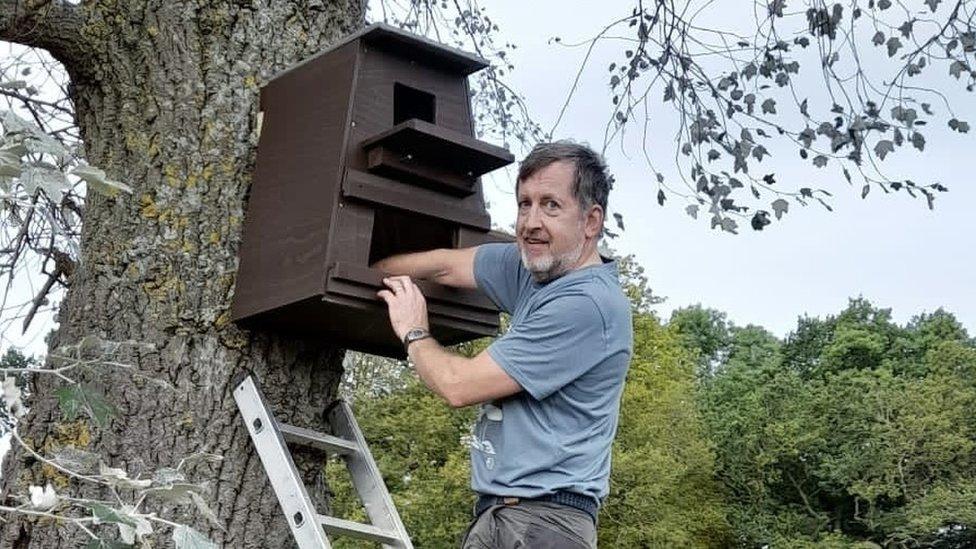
[{"left": 470, "top": 243, "right": 633, "bottom": 506}]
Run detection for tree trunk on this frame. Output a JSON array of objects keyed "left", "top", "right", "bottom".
[{"left": 0, "top": 1, "right": 364, "bottom": 546}]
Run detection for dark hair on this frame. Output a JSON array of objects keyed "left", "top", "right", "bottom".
[{"left": 516, "top": 140, "right": 611, "bottom": 214}]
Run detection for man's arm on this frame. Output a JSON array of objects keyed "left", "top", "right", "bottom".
[
  {"left": 377, "top": 274, "right": 522, "bottom": 407},
  {"left": 407, "top": 339, "right": 521, "bottom": 408},
  {"left": 371, "top": 247, "right": 479, "bottom": 290}
]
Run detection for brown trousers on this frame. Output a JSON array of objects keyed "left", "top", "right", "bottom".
[{"left": 460, "top": 501, "right": 597, "bottom": 548}]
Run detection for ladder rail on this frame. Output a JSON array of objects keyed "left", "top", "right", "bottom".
[
  {"left": 233, "top": 376, "right": 332, "bottom": 549},
  {"left": 234, "top": 375, "right": 413, "bottom": 549},
  {"left": 329, "top": 401, "right": 414, "bottom": 549}
]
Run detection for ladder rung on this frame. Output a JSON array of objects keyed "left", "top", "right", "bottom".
[
  {"left": 319, "top": 514, "right": 402, "bottom": 546},
  {"left": 279, "top": 422, "right": 359, "bottom": 455}
]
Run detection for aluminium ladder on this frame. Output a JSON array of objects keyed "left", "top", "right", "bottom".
[{"left": 233, "top": 375, "right": 413, "bottom": 548}]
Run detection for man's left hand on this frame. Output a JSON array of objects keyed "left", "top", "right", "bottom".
[{"left": 377, "top": 275, "right": 429, "bottom": 341}]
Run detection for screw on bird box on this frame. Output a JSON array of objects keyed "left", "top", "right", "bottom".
[{"left": 231, "top": 23, "right": 514, "bottom": 359}]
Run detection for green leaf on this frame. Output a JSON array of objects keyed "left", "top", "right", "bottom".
[
  {"left": 949, "top": 60, "right": 968, "bottom": 79},
  {"left": 55, "top": 384, "right": 116, "bottom": 428},
  {"left": 771, "top": 198, "right": 788, "bottom": 220},
  {"left": 21, "top": 165, "right": 69, "bottom": 200},
  {"left": 874, "top": 140, "right": 895, "bottom": 160},
  {"left": 925, "top": 0, "right": 941, "bottom": 11},
  {"left": 861, "top": 184, "right": 870, "bottom": 199},
  {"left": 685, "top": 204, "right": 699, "bottom": 219},
  {"left": 949, "top": 118, "right": 970, "bottom": 133},
  {"left": 761, "top": 98, "right": 776, "bottom": 114},
  {"left": 886, "top": 36, "right": 902, "bottom": 57},
  {"left": 812, "top": 155, "right": 828, "bottom": 167},
  {"left": 71, "top": 165, "right": 133, "bottom": 197},
  {"left": 172, "top": 525, "right": 218, "bottom": 549},
  {"left": 88, "top": 502, "right": 136, "bottom": 527},
  {"left": 872, "top": 31, "right": 885, "bottom": 46},
  {"left": 911, "top": 132, "right": 925, "bottom": 151}
]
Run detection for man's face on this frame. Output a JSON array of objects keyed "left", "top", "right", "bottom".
[{"left": 516, "top": 160, "right": 591, "bottom": 283}]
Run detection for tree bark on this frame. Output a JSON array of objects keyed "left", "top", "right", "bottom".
[{"left": 0, "top": 1, "right": 364, "bottom": 546}]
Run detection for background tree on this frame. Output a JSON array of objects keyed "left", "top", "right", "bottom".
[
  {"left": 0, "top": 1, "right": 972, "bottom": 547},
  {"left": 696, "top": 298, "right": 976, "bottom": 547}
]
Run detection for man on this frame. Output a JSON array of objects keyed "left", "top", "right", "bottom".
[{"left": 373, "top": 141, "right": 632, "bottom": 548}]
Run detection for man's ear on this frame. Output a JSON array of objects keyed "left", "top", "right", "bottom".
[{"left": 584, "top": 205, "right": 604, "bottom": 239}]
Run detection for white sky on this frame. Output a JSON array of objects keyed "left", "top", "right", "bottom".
[
  {"left": 4, "top": 2, "right": 974, "bottom": 358},
  {"left": 474, "top": 0, "right": 976, "bottom": 337}
]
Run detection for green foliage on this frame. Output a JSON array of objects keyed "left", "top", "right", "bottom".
[
  {"left": 328, "top": 380, "right": 476, "bottom": 548},
  {"left": 335, "top": 291, "right": 974, "bottom": 548},
  {"left": 600, "top": 314, "right": 732, "bottom": 547},
  {"left": 701, "top": 298, "right": 976, "bottom": 547},
  {"left": 55, "top": 383, "right": 116, "bottom": 428},
  {"left": 668, "top": 305, "right": 731, "bottom": 377}
]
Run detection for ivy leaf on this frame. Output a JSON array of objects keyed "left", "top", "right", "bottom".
[
  {"left": 685, "top": 204, "right": 699, "bottom": 219},
  {"left": 872, "top": 31, "right": 885, "bottom": 46},
  {"left": 861, "top": 184, "right": 871, "bottom": 199},
  {"left": 886, "top": 37, "right": 902, "bottom": 57},
  {"left": 613, "top": 212, "right": 625, "bottom": 231},
  {"left": 911, "top": 132, "right": 926, "bottom": 151},
  {"left": 812, "top": 155, "right": 829, "bottom": 167},
  {"left": 771, "top": 198, "right": 789, "bottom": 220},
  {"left": 21, "top": 166, "right": 69, "bottom": 200},
  {"left": 172, "top": 525, "right": 218, "bottom": 549},
  {"left": 761, "top": 98, "right": 777, "bottom": 114},
  {"left": 898, "top": 20, "right": 914, "bottom": 39},
  {"left": 189, "top": 491, "right": 225, "bottom": 531},
  {"left": 719, "top": 217, "right": 738, "bottom": 234},
  {"left": 752, "top": 145, "right": 769, "bottom": 161},
  {"left": 56, "top": 384, "right": 116, "bottom": 428},
  {"left": 750, "top": 211, "right": 771, "bottom": 230},
  {"left": 100, "top": 464, "right": 152, "bottom": 489},
  {"left": 878, "top": 0, "right": 891, "bottom": 9},
  {"left": 949, "top": 60, "right": 968, "bottom": 79},
  {"left": 874, "top": 140, "right": 895, "bottom": 160},
  {"left": 925, "top": 0, "right": 941, "bottom": 11},
  {"left": 88, "top": 502, "right": 137, "bottom": 527},
  {"left": 657, "top": 189, "right": 666, "bottom": 206},
  {"left": 71, "top": 165, "right": 133, "bottom": 197},
  {"left": 949, "top": 118, "right": 970, "bottom": 133}
]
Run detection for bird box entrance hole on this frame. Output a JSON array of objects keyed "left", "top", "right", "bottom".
[
  {"left": 394, "top": 83, "right": 436, "bottom": 125},
  {"left": 367, "top": 208, "right": 454, "bottom": 266}
]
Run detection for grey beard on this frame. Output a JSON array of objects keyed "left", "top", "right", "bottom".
[{"left": 519, "top": 237, "right": 585, "bottom": 283}]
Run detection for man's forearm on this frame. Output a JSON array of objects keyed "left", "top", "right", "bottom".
[
  {"left": 372, "top": 246, "right": 479, "bottom": 289},
  {"left": 406, "top": 338, "right": 468, "bottom": 408},
  {"left": 372, "top": 249, "right": 451, "bottom": 280}
]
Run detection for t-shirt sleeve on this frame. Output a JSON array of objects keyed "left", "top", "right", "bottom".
[
  {"left": 487, "top": 294, "right": 607, "bottom": 400},
  {"left": 474, "top": 243, "right": 523, "bottom": 314}
]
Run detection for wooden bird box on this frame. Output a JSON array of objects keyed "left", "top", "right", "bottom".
[{"left": 231, "top": 23, "right": 514, "bottom": 358}]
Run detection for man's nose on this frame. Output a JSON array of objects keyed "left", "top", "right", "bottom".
[{"left": 520, "top": 204, "right": 543, "bottom": 230}]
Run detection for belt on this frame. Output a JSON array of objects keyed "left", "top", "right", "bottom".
[{"left": 475, "top": 492, "right": 598, "bottom": 522}]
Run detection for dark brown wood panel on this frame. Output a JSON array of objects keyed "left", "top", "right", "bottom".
[
  {"left": 342, "top": 169, "right": 490, "bottom": 230},
  {"left": 231, "top": 41, "right": 358, "bottom": 321}
]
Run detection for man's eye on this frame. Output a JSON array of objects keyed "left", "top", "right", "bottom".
[{"left": 545, "top": 201, "right": 559, "bottom": 209}]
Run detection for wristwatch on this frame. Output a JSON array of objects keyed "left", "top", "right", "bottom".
[{"left": 402, "top": 327, "right": 432, "bottom": 349}]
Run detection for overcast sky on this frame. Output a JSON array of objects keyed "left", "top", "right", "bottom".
[
  {"left": 473, "top": 0, "right": 976, "bottom": 337},
  {"left": 4, "top": 2, "right": 974, "bottom": 357}
]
